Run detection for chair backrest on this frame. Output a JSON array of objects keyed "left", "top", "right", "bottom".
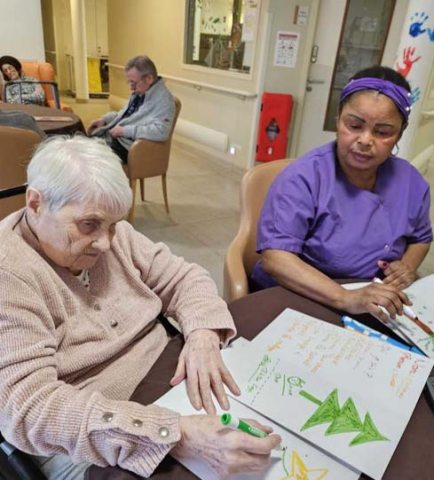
[
  {"left": 223, "top": 158, "right": 293, "bottom": 302},
  {"left": 127, "top": 96, "right": 182, "bottom": 180},
  {"left": 21, "top": 62, "right": 60, "bottom": 109},
  {"left": 0, "top": 126, "right": 41, "bottom": 219}
]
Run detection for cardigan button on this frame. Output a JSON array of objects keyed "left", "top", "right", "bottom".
[
  {"left": 110, "top": 319, "right": 118, "bottom": 327},
  {"left": 94, "top": 303, "right": 101, "bottom": 311},
  {"left": 102, "top": 412, "right": 114, "bottom": 422},
  {"left": 132, "top": 419, "right": 143, "bottom": 427},
  {"left": 159, "top": 427, "right": 169, "bottom": 438}
]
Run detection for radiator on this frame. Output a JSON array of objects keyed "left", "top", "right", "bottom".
[
  {"left": 108, "top": 96, "right": 229, "bottom": 153},
  {"left": 175, "top": 118, "right": 229, "bottom": 153}
]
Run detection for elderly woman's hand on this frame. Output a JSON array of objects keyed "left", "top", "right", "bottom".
[
  {"left": 170, "top": 329, "right": 240, "bottom": 414},
  {"left": 340, "top": 282, "right": 411, "bottom": 323},
  {"left": 172, "top": 415, "right": 281, "bottom": 479},
  {"left": 378, "top": 260, "right": 417, "bottom": 290}
]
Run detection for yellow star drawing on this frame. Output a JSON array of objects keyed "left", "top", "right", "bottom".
[{"left": 281, "top": 450, "right": 328, "bottom": 480}]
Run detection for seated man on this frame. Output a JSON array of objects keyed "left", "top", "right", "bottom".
[{"left": 87, "top": 55, "right": 175, "bottom": 164}]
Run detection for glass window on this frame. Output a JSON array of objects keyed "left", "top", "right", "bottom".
[
  {"left": 185, "top": 0, "right": 260, "bottom": 74},
  {"left": 323, "top": 0, "right": 396, "bottom": 131}
]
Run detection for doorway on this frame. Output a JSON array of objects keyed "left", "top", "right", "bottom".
[{"left": 295, "top": 0, "right": 408, "bottom": 157}]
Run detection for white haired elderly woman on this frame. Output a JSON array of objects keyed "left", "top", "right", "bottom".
[{"left": 0, "top": 136, "right": 280, "bottom": 480}]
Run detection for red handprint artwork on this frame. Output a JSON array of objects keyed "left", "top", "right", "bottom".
[{"left": 396, "top": 47, "right": 421, "bottom": 77}]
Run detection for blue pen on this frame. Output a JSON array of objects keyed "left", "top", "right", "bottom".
[{"left": 341, "top": 315, "right": 424, "bottom": 355}]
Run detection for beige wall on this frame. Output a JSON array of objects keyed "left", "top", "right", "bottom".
[
  {"left": 41, "top": 0, "right": 73, "bottom": 90},
  {"left": 107, "top": 0, "right": 262, "bottom": 169},
  {"left": 413, "top": 62, "right": 434, "bottom": 159},
  {"left": 106, "top": 0, "right": 319, "bottom": 169},
  {"left": 0, "top": 0, "right": 45, "bottom": 61},
  {"left": 41, "top": 0, "right": 108, "bottom": 93}
]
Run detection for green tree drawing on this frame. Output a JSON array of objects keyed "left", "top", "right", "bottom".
[{"left": 299, "top": 388, "right": 389, "bottom": 446}]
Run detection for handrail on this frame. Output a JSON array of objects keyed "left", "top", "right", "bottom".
[
  {"left": 421, "top": 109, "right": 434, "bottom": 119},
  {"left": 106, "top": 62, "right": 257, "bottom": 100}
]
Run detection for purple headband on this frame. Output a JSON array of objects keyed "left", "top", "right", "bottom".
[{"left": 340, "top": 77, "right": 412, "bottom": 121}]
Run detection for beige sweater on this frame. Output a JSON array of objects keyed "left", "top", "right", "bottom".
[{"left": 0, "top": 210, "right": 236, "bottom": 477}]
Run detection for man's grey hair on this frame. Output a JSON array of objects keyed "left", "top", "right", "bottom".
[
  {"left": 125, "top": 55, "right": 158, "bottom": 78},
  {"left": 27, "top": 135, "right": 132, "bottom": 216}
]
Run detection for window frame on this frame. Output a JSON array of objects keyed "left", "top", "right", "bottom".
[{"left": 182, "top": 0, "right": 262, "bottom": 80}]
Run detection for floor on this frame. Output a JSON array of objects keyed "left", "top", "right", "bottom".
[{"left": 62, "top": 96, "right": 434, "bottom": 295}]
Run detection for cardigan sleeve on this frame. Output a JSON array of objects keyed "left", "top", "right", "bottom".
[
  {"left": 102, "top": 110, "right": 120, "bottom": 125},
  {"left": 116, "top": 222, "right": 236, "bottom": 343},
  {"left": 0, "top": 269, "right": 181, "bottom": 477}
]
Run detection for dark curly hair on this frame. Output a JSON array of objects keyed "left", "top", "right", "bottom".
[{"left": 0, "top": 55, "right": 22, "bottom": 81}]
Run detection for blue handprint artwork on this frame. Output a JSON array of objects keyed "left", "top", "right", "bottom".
[
  {"left": 409, "top": 12, "right": 429, "bottom": 37},
  {"left": 410, "top": 87, "right": 421, "bottom": 106}
]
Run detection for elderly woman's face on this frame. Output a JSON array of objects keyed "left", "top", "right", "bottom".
[
  {"left": 1, "top": 63, "right": 19, "bottom": 80},
  {"left": 336, "top": 91, "right": 402, "bottom": 178},
  {"left": 33, "top": 202, "right": 123, "bottom": 274}
]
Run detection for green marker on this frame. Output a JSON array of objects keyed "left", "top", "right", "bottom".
[{"left": 220, "top": 412, "right": 284, "bottom": 450}]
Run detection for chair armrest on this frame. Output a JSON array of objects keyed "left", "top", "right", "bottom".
[{"left": 224, "top": 234, "right": 250, "bottom": 303}]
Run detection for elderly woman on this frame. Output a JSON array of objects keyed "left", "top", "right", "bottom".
[
  {"left": 0, "top": 136, "right": 280, "bottom": 480},
  {"left": 0, "top": 55, "right": 45, "bottom": 105},
  {"left": 252, "top": 66, "right": 432, "bottom": 323}
]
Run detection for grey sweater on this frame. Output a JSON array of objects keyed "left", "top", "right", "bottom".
[
  {"left": 101, "top": 77, "right": 175, "bottom": 149},
  {"left": 0, "top": 210, "right": 235, "bottom": 477}
]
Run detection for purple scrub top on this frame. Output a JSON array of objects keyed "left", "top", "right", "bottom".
[{"left": 252, "top": 142, "right": 433, "bottom": 289}]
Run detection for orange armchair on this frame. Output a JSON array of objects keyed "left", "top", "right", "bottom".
[{"left": 21, "top": 62, "right": 73, "bottom": 112}]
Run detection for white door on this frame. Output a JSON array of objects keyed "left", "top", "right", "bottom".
[
  {"left": 295, "top": 0, "right": 408, "bottom": 157},
  {"left": 295, "top": 0, "right": 346, "bottom": 156}
]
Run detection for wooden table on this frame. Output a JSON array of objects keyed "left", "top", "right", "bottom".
[
  {"left": 0, "top": 103, "right": 84, "bottom": 135},
  {"left": 86, "top": 287, "right": 434, "bottom": 480}
]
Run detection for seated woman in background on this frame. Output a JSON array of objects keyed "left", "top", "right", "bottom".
[
  {"left": 252, "top": 66, "right": 432, "bottom": 323},
  {"left": 0, "top": 55, "right": 45, "bottom": 105},
  {"left": 0, "top": 136, "right": 280, "bottom": 480}
]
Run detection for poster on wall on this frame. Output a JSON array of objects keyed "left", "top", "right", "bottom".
[
  {"left": 242, "top": 0, "right": 260, "bottom": 42},
  {"left": 273, "top": 31, "right": 299, "bottom": 67}
]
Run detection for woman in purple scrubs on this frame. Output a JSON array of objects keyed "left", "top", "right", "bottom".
[{"left": 252, "top": 66, "right": 432, "bottom": 323}]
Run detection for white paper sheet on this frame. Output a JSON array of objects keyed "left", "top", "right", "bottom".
[
  {"left": 222, "top": 308, "right": 433, "bottom": 480},
  {"left": 343, "top": 274, "right": 434, "bottom": 358},
  {"left": 156, "top": 382, "right": 360, "bottom": 480}
]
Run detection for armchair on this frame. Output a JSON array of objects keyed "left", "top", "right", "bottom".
[
  {"left": 0, "top": 126, "right": 41, "bottom": 219},
  {"left": 126, "top": 97, "right": 181, "bottom": 223},
  {"left": 21, "top": 62, "right": 73, "bottom": 112},
  {"left": 223, "top": 158, "right": 293, "bottom": 302}
]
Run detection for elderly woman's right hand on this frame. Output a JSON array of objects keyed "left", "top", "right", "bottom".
[
  {"left": 340, "top": 282, "right": 411, "bottom": 323},
  {"left": 172, "top": 415, "right": 281, "bottom": 479}
]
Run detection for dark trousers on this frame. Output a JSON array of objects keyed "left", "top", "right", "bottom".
[{"left": 110, "top": 138, "right": 129, "bottom": 165}]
